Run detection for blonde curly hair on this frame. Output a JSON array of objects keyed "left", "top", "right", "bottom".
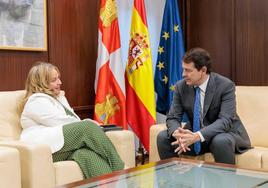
[{"left": 23, "top": 62, "right": 60, "bottom": 105}]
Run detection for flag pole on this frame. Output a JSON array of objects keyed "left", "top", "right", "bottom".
[{"left": 137, "top": 141, "right": 145, "bottom": 165}]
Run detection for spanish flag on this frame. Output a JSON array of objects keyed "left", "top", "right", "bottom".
[
  {"left": 126, "top": 0, "right": 156, "bottom": 151},
  {"left": 94, "top": 0, "right": 127, "bottom": 129}
]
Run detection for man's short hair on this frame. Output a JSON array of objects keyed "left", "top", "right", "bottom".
[{"left": 183, "top": 47, "right": 212, "bottom": 74}]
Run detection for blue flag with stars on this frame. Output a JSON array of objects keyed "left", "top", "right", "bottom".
[{"left": 154, "top": 0, "right": 185, "bottom": 114}]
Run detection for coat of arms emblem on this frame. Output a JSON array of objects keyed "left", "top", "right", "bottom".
[{"left": 127, "top": 33, "right": 149, "bottom": 74}]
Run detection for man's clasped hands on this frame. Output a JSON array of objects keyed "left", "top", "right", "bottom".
[{"left": 171, "top": 127, "right": 201, "bottom": 154}]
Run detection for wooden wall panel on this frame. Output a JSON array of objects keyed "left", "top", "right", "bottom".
[
  {"left": 0, "top": 50, "right": 48, "bottom": 91},
  {"left": 48, "top": 0, "right": 99, "bottom": 118},
  {"left": 235, "top": 0, "right": 268, "bottom": 85},
  {"left": 185, "top": 0, "right": 234, "bottom": 80},
  {"left": 0, "top": 0, "right": 99, "bottom": 118},
  {"left": 185, "top": 0, "right": 268, "bottom": 85},
  {"left": 179, "top": 0, "right": 187, "bottom": 41}
]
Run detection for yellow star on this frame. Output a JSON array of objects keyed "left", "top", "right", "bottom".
[
  {"left": 170, "top": 84, "right": 175, "bottom": 91},
  {"left": 157, "top": 61, "right": 165, "bottom": 70},
  {"left": 158, "top": 46, "right": 164, "bottom": 54},
  {"left": 174, "top": 25, "right": 179, "bottom": 32},
  {"left": 162, "top": 32, "right": 170, "bottom": 40},
  {"left": 162, "top": 75, "right": 168, "bottom": 84}
]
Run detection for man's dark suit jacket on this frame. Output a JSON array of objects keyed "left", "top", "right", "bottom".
[{"left": 166, "top": 72, "right": 251, "bottom": 153}]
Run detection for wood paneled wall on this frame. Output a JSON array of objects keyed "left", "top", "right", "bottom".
[
  {"left": 185, "top": 0, "right": 234, "bottom": 79},
  {"left": 185, "top": 0, "right": 268, "bottom": 85},
  {"left": 48, "top": 0, "right": 99, "bottom": 118},
  {"left": 0, "top": 0, "right": 99, "bottom": 118},
  {"left": 235, "top": 0, "right": 268, "bottom": 85},
  {"left": 0, "top": 0, "right": 267, "bottom": 118}
]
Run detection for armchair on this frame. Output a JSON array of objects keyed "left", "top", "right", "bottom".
[
  {"left": 0, "top": 90, "right": 135, "bottom": 188},
  {"left": 150, "top": 86, "right": 268, "bottom": 170},
  {"left": 0, "top": 146, "right": 21, "bottom": 188}
]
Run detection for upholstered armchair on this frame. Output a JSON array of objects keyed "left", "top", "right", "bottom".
[
  {"left": 0, "top": 90, "right": 135, "bottom": 188},
  {"left": 149, "top": 86, "right": 268, "bottom": 170},
  {"left": 0, "top": 146, "right": 21, "bottom": 188}
]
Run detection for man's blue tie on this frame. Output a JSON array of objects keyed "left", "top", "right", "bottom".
[{"left": 193, "top": 87, "right": 201, "bottom": 154}]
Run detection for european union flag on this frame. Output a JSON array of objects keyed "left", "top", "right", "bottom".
[{"left": 154, "top": 0, "right": 185, "bottom": 114}]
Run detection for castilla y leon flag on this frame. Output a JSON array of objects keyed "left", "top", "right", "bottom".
[
  {"left": 94, "top": 0, "right": 127, "bottom": 129},
  {"left": 126, "top": 0, "right": 156, "bottom": 151}
]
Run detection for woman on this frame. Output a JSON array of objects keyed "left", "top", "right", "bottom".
[{"left": 20, "top": 62, "right": 124, "bottom": 178}]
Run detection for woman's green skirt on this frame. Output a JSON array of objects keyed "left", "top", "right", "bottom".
[{"left": 52, "top": 120, "right": 124, "bottom": 178}]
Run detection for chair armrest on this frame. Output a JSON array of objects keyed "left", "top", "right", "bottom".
[
  {"left": 106, "top": 130, "right": 135, "bottom": 168},
  {"left": 0, "top": 141, "right": 55, "bottom": 188},
  {"left": 0, "top": 147, "right": 21, "bottom": 188},
  {"left": 149, "top": 124, "right": 167, "bottom": 162}
]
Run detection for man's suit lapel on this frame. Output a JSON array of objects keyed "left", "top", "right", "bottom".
[
  {"left": 185, "top": 85, "right": 195, "bottom": 112},
  {"left": 203, "top": 73, "right": 216, "bottom": 117}
]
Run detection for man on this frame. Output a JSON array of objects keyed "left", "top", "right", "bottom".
[{"left": 157, "top": 47, "right": 251, "bottom": 164}]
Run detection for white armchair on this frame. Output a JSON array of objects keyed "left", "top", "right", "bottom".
[
  {"left": 149, "top": 86, "right": 268, "bottom": 171},
  {"left": 0, "top": 90, "right": 135, "bottom": 188},
  {"left": 0, "top": 146, "right": 21, "bottom": 188}
]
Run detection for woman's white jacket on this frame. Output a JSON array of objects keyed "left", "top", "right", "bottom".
[{"left": 20, "top": 92, "right": 80, "bottom": 153}]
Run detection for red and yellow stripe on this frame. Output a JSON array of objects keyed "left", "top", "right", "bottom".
[{"left": 126, "top": 0, "right": 156, "bottom": 150}]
